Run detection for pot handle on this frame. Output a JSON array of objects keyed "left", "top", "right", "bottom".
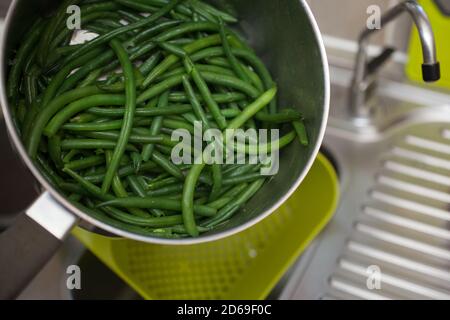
[{"left": 0, "top": 192, "right": 77, "bottom": 299}]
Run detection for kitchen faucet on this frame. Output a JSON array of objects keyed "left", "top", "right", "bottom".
[{"left": 349, "top": 0, "right": 440, "bottom": 123}]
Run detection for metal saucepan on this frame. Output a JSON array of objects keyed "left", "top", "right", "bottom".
[{"left": 0, "top": 0, "right": 329, "bottom": 299}]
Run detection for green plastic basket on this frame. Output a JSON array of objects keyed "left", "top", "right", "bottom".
[{"left": 73, "top": 153, "right": 339, "bottom": 300}]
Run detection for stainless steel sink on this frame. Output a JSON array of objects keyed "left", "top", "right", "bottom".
[{"left": 279, "top": 65, "right": 450, "bottom": 300}]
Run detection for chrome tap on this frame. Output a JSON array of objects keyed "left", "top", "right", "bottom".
[{"left": 349, "top": 0, "right": 440, "bottom": 123}]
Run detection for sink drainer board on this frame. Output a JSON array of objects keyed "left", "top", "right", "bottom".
[
  {"left": 282, "top": 121, "right": 450, "bottom": 300},
  {"left": 73, "top": 154, "right": 339, "bottom": 300}
]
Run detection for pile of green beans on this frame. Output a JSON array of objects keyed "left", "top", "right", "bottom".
[{"left": 8, "top": 0, "right": 309, "bottom": 238}]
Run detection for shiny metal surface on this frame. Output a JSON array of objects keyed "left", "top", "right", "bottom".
[
  {"left": 0, "top": 0, "right": 329, "bottom": 244},
  {"left": 280, "top": 65, "right": 450, "bottom": 300},
  {"left": 350, "top": 0, "right": 439, "bottom": 120},
  {"left": 26, "top": 193, "right": 78, "bottom": 240}
]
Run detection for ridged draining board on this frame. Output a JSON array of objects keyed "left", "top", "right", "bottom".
[{"left": 281, "top": 121, "right": 450, "bottom": 300}]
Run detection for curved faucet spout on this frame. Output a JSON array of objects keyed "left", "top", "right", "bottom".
[{"left": 350, "top": 0, "right": 440, "bottom": 121}]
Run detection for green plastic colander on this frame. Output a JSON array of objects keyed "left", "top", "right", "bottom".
[{"left": 73, "top": 153, "right": 339, "bottom": 300}]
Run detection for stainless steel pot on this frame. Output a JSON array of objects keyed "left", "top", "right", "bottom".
[{"left": 0, "top": 0, "right": 329, "bottom": 299}]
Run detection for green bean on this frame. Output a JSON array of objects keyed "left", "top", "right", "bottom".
[
  {"left": 85, "top": 24, "right": 115, "bottom": 36},
  {"left": 146, "top": 183, "right": 184, "bottom": 197},
  {"left": 142, "top": 91, "right": 168, "bottom": 161},
  {"left": 135, "top": 0, "right": 192, "bottom": 16},
  {"left": 206, "top": 183, "right": 249, "bottom": 211},
  {"left": 84, "top": 161, "right": 159, "bottom": 184},
  {"left": 164, "top": 118, "right": 195, "bottom": 134},
  {"left": 50, "top": 11, "right": 120, "bottom": 50},
  {"left": 224, "top": 164, "right": 258, "bottom": 178},
  {"left": 41, "top": 47, "right": 105, "bottom": 109},
  {"left": 219, "top": 18, "right": 250, "bottom": 83},
  {"left": 27, "top": 86, "right": 104, "bottom": 158},
  {"left": 255, "top": 109, "right": 302, "bottom": 123},
  {"left": 62, "top": 21, "right": 181, "bottom": 93},
  {"left": 36, "top": 154, "right": 64, "bottom": 187},
  {"left": 159, "top": 63, "right": 235, "bottom": 80},
  {"left": 142, "top": 34, "right": 222, "bottom": 87},
  {"left": 62, "top": 117, "right": 193, "bottom": 134},
  {"left": 61, "top": 139, "right": 138, "bottom": 151},
  {"left": 61, "top": 183, "right": 88, "bottom": 197},
  {"left": 190, "top": 45, "right": 275, "bottom": 108},
  {"left": 106, "top": 150, "right": 150, "bottom": 218},
  {"left": 189, "top": 2, "right": 217, "bottom": 23},
  {"left": 70, "top": 112, "right": 99, "bottom": 124},
  {"left": 62, "top": 150, "right": 79, "bottom": 164},
  {"left": 200, "top": 71, "right": 260, "bottom": 99},
  {"left": 7, "top": 19, "right": 45, "bottom": 100},
  {"left": 22, "top": 101, "right": 40, "bottom": 142},
  {"left": 205, "top": 56, "right": 229, "bottom": 68},
  {"left": 181, "top": 75, "right": 210, "bottom": 129},
  {"left": 151, "top": 150, "right": 184, "bottom": 180},
  {"left": 130, "top": 152, "right": 143, "bottom": 173},
  {"left": 170, "top": 10, "right": 191, "bottom": 21},
  {"left": 202, "top": 179, "right": 265, "bottom": 228},
  {"left": 222, "top": 172, "right": 262, "bottom": 186},
  {"left": 211, "top": 108, "right": 301, "bottom": 123},
  {"left": 24, "top": 65, "right": 40, "bottom": 106},
  {"left": 58, "top": 52, "right": 120, "bottom": 95},
  {"left": 118, "top": 10, "right": 144, "bottom": 23},
  {"left": 102, "top": 205, "right": 183, "bottom": 227},
  {"left": 131, "top": 20, "right": 182, "bottom": 46},
  {"left": 145, "top": 177, "right": 175, "bottom": 191},
  {"left": 139, "top": 52, "right": 162, "bottom": 76},
  {"left": 234, "top": 131, "right": 297, "bottom": 155},
  {"left": 217, "top": 182, "right": 249, "bottom": 201},
  {"left": 37, "top": 0, "right": 82, "bottom": 66},
  {"left": 241, "top": 64, "right": 265, "bottom": 93},
  {"left": 80, "top": 131, "right": 169, "bottom": 145},
  {"left": 127, "top": 175, "right": 148, "bottom": 198},
  {"left": 232, "top": 47, "right": 277, "bottom": 113},
  {"left": 184, "top": 57, "right": 227, "bottom": 129},
  {"left": 80, "top": 1, "right": 122, "bottom": 15},
  {"left": 180, "top": 112, "right": 199, "bottom": 125},
  {"left": 137, "top": 74, "right": 184, "bottom": 103},
  {"left": 115, "top": 0, "right": 159, "bottom": 12},
  {"left": 14, "top": 100, "right": 27, "bottom": 128},
  {"left": 209, "top": 164, "right": 222, "bottom": 201},
  {"left": 44, "top": 94, "right": 126, "bottom": 137},
  {"left": 105, "top": 150, "right": 127, "bottom": 197},
  {"left": 189, "top": 0, "right": 237, "bottom": 23},
  {"left": 171, "top": 90, "right": 245, "bottom": 104},
  {"left": 76, "top": 201, "right": 182, "bottom": 237},
  {"left": 98, "top": 196, "right": 216, "bottom": 217},
  {"left": 157, "top": 41, "right": 188, "bottom": 58},
  {"left": 48, "top": 134, "right": 63, "bottom": 168},
  {"left": 65, "top": 155, "right": 105, "bottom": 171},
  {"left": 78, "top": 68, "right": 104, "bottom": 88},
  {"left": 168, "top": 225, "right": 211, "bottom": 235},
  {"left": 227, "top": 87, "right": 277, "bottom": 130},
  {"left": 61, "top": 0, "right": 182, "bottom": 68},
  {"left": 63, "top": 168, "right": 114, "bottom": 201},
  {"left": 182, "top": 162, "right": 206, "bottom": 237},
  {"left": 293, "top": 120, "right": 309, "bottom": 146},
  {"left": 87, "top": 104, "right": 192, "bottom": 117},
  {"left": 101, "top": 39, "right": 137, "bottom": 194},
  {"left": 127, "top": 175, "right": 169, "bottom": 217},
  {"left": 63, "top": 119, "right": 125, "bottom": 132}
]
